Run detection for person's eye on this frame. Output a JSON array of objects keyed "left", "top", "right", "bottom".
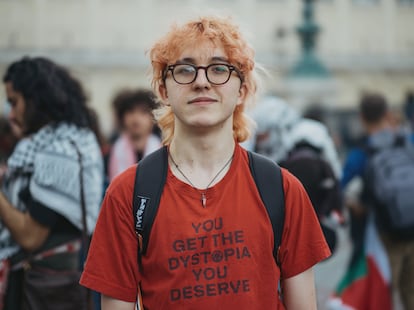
[
  {"left": 175, "top": 65, "right": 195, "bottom": 75},
  {"left": 211, "top": 65, "right": 230, "bottom": 74}
]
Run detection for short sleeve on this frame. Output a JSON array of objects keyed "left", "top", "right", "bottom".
[
  {"left": 18, "top": 186, "right": 60, "bottom": 228},
  {"left": 80, "top": 168, "right": 139, "bottom": 302},
  {"left": 279, "top": 169, "right": 331, "bottom": 279},
  {"left": 28, "top": 200, "right": 60, "bottom": 228}
]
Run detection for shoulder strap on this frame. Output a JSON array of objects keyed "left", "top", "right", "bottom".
[
  {"left": 247, "top": 151, "right": 285, "bottom": 263},
  {"left": 69, "top": 140, "right": 89, "bottom": 260},
  {"left": 133, "top": 148, "right": 285, "bottom": 266},
  {"left": 133, "top": 146, "right": 168, "bottom": 260}
]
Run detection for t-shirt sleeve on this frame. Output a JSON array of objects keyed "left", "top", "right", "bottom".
[
  {"left": 19, "top": 186, "right": 60, "bottom": 228},
  {"left": 28, "top": 200, "right": 60, "bottom": 228},
  {"left": 279, "top": 169, "right": 331, "bottom": 279},
  {"left": 80, "top": 170, "right": 139, "bottom": 303}
]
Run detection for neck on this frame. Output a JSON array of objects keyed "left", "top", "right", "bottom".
[
  {"left": 170, "top": 121, "right": 235, "bottom": 168},
  {"left": 171, "top": 137, "right": 235, "bottom": 168},
  {"left": 365, "top": 121, "right": 392, "bottom": 135},
  {"left": 168, "top": 128, "right": 236, "bottom": 189}
]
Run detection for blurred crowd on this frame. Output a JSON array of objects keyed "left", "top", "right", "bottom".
[{"left": 0, "top": 55, "right": 413, "bottom": 310}]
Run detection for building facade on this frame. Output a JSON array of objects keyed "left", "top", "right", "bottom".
[{"left": 0, "top": 0, "right": 413, "bottom": 135}]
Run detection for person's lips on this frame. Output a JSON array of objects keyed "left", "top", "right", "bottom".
[{"left": 188, "top": 97, "right": 217, "bottom": 105}]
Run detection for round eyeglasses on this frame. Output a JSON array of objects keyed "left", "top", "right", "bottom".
[{"left": 163, "top": 63, "right": 243, "bottom": 85}]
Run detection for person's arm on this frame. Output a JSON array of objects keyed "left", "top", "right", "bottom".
[
  {"left": 341, "top": 148, "right": 366, "bottom": 189},
  {"left": 282, "top": 267, "right": 317, "bottom": 310},
  {"left": 0, "top": 191, "right": 50, "bottom": 251},
  {"left": 101, "top": 295, "right": 136, "bottom": 310}
]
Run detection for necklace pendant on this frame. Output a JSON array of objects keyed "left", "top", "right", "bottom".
[{"left": 201, "top": 193, "right": 206, "bottom": 208}]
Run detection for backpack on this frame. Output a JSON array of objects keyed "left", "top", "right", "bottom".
[
  {"left": 280, "top": 141, "right": 342, "bottom": 253},
  {"left": 132, "top": 146, "right": 285, "bottom": 268},
  {"left": 364, "top": 134, "right": 414, "bottom": 239}
]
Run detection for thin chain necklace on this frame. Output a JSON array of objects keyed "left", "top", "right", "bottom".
[{"left": 169, "top": 151, "right": 234, "bottom": 208}]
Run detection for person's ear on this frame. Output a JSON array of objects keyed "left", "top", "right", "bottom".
[
  {"left": 159, "top": 84, "right": 169, "bottom": 103},
  {"left": 236, "top": 83, "right": 247, "bottom": 106}
]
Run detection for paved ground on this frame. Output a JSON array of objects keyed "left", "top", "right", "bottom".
[{"left": 314, "top": 227, "right": 351, "bottom": 310}]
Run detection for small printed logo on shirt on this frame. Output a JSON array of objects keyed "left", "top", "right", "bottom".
[{"left": 136, "top": 196, "right": 150, "bottom": 230}]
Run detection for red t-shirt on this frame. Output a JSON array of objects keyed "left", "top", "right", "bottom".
[{"left": 80, "top": 145, "right": 330, "bottom": 309}]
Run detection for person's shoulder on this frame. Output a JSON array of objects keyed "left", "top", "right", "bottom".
[
  {"left": 106, "top": 164, "right": 137, "bottom": 197},
  {"left": 344, "top": 144, "right": 367, "bottom": 163},
  {"left": 280, "top": 167, "right": 306, "bottom": 193},
  {"left": 40, "top": 125, "right": 99, "bottom": 154},
  {"left": 281, "top": 167, "right": 300, "bottom": 182}
]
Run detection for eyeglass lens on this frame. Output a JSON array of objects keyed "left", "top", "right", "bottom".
[{"left": 172, "top": 64, "right": 233, "bottom": 85}]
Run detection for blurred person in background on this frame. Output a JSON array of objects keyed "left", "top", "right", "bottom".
[
  {"left": 0, "top": 56, "right": 103, "bottom": 309},
  {"left": 330, "top": 93, "right": 414, "bottom": 310},
  {"left": 303, "top": 103, "right": 326, "bottom": 124},
  {"left": 250, "top": 96, "right": 343, "bottom": 254},
  {"left": 108, "top": 88, "right": 161, "bottom": 181},
  {"left": 81, "top": 15, "right": 330, "bottom": 310},
  {"left": 250, "top": 96, "right": 342, "bottom": 178},
  {"left": 403, "top": 91, "right": 414, "bottom": 131}
]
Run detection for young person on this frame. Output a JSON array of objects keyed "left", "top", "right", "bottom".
[
  {"left": 108, "top": 88, "right": 161, "bottom": 181},
  {"left": 1, "top": 56, "right": 103, "bottom": 309},
  {"left": 80, "top": 16, "right": 330, "bottom": 310},
  {"left": 251, "top": 96, "right": 343, "bottom": 254}
]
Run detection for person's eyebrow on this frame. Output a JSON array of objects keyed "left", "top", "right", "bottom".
[
  {"left": 175, "top": 56, "right": 230, "bottom": 64},
  {"left": 211, "top": 56, "right": 229, "bottom": 63},
  {"left": 175, "top": 58, "right": 195, "bottom": 64}
]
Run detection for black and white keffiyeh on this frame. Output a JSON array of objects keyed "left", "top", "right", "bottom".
[{"left": 1, "top": 122, "right": 103, "bottom": 260}]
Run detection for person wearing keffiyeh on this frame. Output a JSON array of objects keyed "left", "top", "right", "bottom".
[{"left": 0, "top": 57, "right": 103, "bottom": 309}]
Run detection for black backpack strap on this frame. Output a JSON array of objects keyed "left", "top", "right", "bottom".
[
  {"left": 133, "top": 146, "right": 168, "bottom": 266},
  {"left": 248, "top": 151, "right": 285, "bottom": 265},
  {"left": 132, "top": 148, "right": 285, "bottom": 269}
]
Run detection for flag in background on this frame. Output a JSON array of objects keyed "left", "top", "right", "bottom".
[{"left": 327, "top": 215, "right": 392, "bottom": 310}]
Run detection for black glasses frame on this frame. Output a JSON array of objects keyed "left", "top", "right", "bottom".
[{"left": 162, "top": 63, "right": 243, "bottom": 85}]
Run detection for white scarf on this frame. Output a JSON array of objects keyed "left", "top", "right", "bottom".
[{"left": 108, "top": 133, "right": 161, "bottom": 181}]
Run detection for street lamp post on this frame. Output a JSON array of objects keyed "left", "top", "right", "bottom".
[{"left": 290, "top": 0, "right": 329, "bottom": 77}]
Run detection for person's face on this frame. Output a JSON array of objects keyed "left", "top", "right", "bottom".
[
  {"left": 122, "top": 106, "right": 154, "bottom": 151},
  {"left": 5, "top": 82, "right": 25, "bottom": 137},
  {"left": 159, "top": 40, "right": 246, "bottom": 131}
]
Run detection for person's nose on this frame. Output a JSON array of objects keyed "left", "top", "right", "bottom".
[{"left": 192, "top": 67, "right": 211, "bottom": 90}]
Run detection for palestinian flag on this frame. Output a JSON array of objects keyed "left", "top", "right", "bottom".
[{"left": 327, "top": 217, "right": 392, "bottom": 310}]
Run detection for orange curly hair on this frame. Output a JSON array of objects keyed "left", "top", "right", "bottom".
[{"left": 149, "top": 16, "right": 258, "bottom": 144}]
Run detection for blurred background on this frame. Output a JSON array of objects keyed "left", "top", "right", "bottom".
[
  {"left": 0, "top": 0, "right": 413, "bottom": 153},
  {"left": 0, "top": 1, "right": 413, "bottom": 309}
]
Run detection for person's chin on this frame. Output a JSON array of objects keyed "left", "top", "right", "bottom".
[
  {"left": 188, "top": 118, "right": 221, "bottom": 129},
  {"left": 9, "top": 121, "right": 24, "bottom": 138}
]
